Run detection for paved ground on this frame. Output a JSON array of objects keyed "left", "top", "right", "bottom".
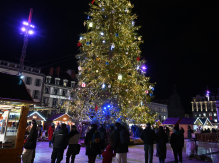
[{"left": 31, "top": 141, "right": 219, "bottom": 163}]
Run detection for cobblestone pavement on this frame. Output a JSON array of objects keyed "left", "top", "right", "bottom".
[{"left": 31, "top": 141, "right": 219, "bottom": 163}]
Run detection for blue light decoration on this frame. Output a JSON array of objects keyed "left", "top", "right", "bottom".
[
  {"left": 132, "top": 21, "right": 135, "bottom": 26},
  {"left": 104, "top": 107, "right": 107, "bottom": 110},
  {"left": 115, "top": 33, "right": 119, "bottom": 37},
  {"left": 87, "top": 16, "right": 90, "bottom": 19},
  {"left": 107, "top": 105, "right": 110, "bottom": 108},
  {"left": 102, "top": 84, "right": 106, "bottom": 89},
  {"left": 106, "top": 62, "right": 109, "bottom": 65},
  {"left": 79, "top": 36, "right": 83, "bottom": 40},
  {"left": 206, "top": 90, "right": 210, "bottom": 101},
  {"left": 150, "top": 93, "right": 153, "bottom": 96},
  {"left": 86, "top": 42, "right": 90, "bottom": 45},
  {"left": 111, "top": 44, "right": 115, "bottom": 50}
]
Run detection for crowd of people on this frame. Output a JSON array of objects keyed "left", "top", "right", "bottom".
[{"left": 23, "top": 120, "right": 196, "bottom": 163}]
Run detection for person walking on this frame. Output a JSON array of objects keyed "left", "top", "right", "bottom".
[
  {"left": 22, "top": 121, "right": 38, "bottom": 163},
  {"left": 85, "top": 124, "right": 101, "bottom": 163},
  {"left": 165, "top": 127, "right": 170, "bottom": 142},
  {"left": 156, "top": 126, "right": 168, "bottom": 163},
  {"left": 113, "top": 122, "right": 130, "bottom": 163},
  {"left": 170, "top": 126, "right": 184, "bottom": 163},
  {"left": 37, "top": 121, "right": 43, "bottom": 138},
  {"left": 66, "top": 125, "right": 80, "bottom": 163},
  {"left": 140, "top": 123, "right": 156, "bottom": 163},
  {"left": 187, "top": 126, "right": 193, "bottom": 139},
  {"left": 48, "top": 124, "right": 55, "bottom": 148},
  {"left": 51, "top": 123, "right": 68, "bottom": 163},
  {"left": 98, "top": 124, "right": 107, "bottom": 156}
]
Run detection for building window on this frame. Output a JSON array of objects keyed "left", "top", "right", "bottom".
[
  {"left": 203, "top": 113, "right": 206, "bottom": 117},
  {"left": 163, "top": 109, "right": 166, "bottom": 112},
  {"left": 54, "top": 88, "right": 58, "bottom": 95},
  {"left": 44, "top": 86, "right": 50, "bottom": 94},
  {"left": 71, "top": 81, "right": 76, "bottom": 88},
  {"left": 52, "top": 98, "right": 58, "bottom": 106},
  {"left": 164, "top": 116, "right": 166, "bottom": 120},
  {"left": 62, "top": 89, "right": 67, "bottom": 96},
  {"left": 35, "top": 79, "right": 41, "bottom": 86},
  {"left": 25, "top": 77, "right": 32, "bottom": 85},
  {"left": 33, "top": 90, "right": 39, "bottom": 99},
  {"left": 55, "top": 78, "right": 60, "bottom": 85},
  {"left": 199, "top": 114, "right": 201, "bottom": 117},
  {"left": 214, "top": 119, "right": 218, "bottom": 122},
  {"left": 46, "top": 77, "right": 51, "bottom": 83},
  {"left": 43, "top": 97, "right": 48, "bottom": 105},
  {"left": 214, "top": 113, "right": 217, "bottom": 117},
  {"left": 194, "top": 114, "right": 197, "bottom": 117},
  {"left": 209, "top": 113, "right": 212, "bottom": 116},
  {"left": 63, "top": 80, "right": 68, "bottom": 87}
]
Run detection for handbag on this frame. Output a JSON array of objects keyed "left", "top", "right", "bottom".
[{"left": 76, "top": 144, "right": 81, "bottom": 155}]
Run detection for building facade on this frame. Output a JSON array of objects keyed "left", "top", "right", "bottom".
[
  {"left": 191, "top": 95, "right": 218, "bottom": 122},
  {"left": 147, "top": 102, "right": 168, "bottom": 122},
  {"left": 0, "top": 60, "right": 45, "bottom": 103},
  {"left": 42, "top": 67, "right": 76, "bottom": 109}
]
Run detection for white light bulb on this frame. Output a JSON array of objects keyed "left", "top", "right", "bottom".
[
  {"left": 89, "top": 22, "right": 93, "bottom": 27},
  {"left": 100, "top": 32, "right": 104, "bottom": 36},
  {"left": 80, "top": 37, "right": 83, "bottom": 40},
  {"left": 118, "top": 74, "right": 122, "bottom": 80},
  {"left": 103, "top": 40, "right": 105, "bottom": 43},
  {"left": 102, "top": 84, "right": 106, "bottom": 89}
]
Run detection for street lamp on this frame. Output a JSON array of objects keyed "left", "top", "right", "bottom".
[{"left": 18, "top": 8, "right": 34, "bottom": 76}]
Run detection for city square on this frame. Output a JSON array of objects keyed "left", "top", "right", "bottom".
[{"left": 0, "top": 0, "right": 218, "bottom": 163}]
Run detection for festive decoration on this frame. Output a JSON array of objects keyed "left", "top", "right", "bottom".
[
  {"left": 77, "top": 42, "right": 82, "bottom": 47},
  {"left": 118, "top": 74, "right": 122, "bottom": 80},
  {"left": 95, "top": 105, "right": 98, "bottom": 112},
  {"left": 91, "top": 0, "right": 95, "bottom": 5},
  {"left": 81, "top": 82, "right": 86, "bottom": 87},
  {"left": 145, "top": 90, "right": 149, "bottom": 94},
  {"left": 71, "top": 0, "right": 156, "bottom": 124}
]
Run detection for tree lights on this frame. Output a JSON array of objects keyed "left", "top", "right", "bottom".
[{"left": 72, "top": 0, "right": 156, "bottom": 124}]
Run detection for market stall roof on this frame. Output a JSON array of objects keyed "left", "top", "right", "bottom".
[
  {"left": 179, "top": 118, "right": 203, "bottom": 125},
  {"left": 27, "top": 111, "right": 46, "bottom": 121},
  {"left": 0, "top": 73, "right": 36, "bottom": 104},
  {"left": 199, "top": 118, "right": 213, "bottom": 126},
  {"left": 162, "top": 118, "right": 181, "bottom": 125},
  {"left": 47, "top": 113, "right": 72, "bottom": 122}
]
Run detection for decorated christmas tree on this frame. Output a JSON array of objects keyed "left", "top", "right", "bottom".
[{"left": 71, "top": 0, "right": 157, "bottom": 124}]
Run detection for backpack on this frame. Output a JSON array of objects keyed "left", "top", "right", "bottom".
[{"left": 120, "top": 128, "right": 129, "bottom": 144}]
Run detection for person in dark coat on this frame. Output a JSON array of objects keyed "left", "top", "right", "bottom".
[
  {"left": 66, "top": 125, "right": 80, "bottom": 163},
  {"left": 108, "top": 126, "right": 115, "bottom": 146},
  {"left": 22, "top": 121, "right": 38, "bottom": 163},
  {"left": 156, "top": 126, "right": 168, "bottom": 163},
  {"left": 170, "top": 126, "right": 184, "bottom": 163},
  {"left": 187, "top": 126, "right": 193, "bottom": 139},
  {"left": 98, "top": 124, "right": 107, "bottom": 156},
  {"left": 113, "top": 122, "right": 130, "bottom": 163},
  {"left": 165, "top": 127, "right": 170, "bottom": 142},
  {"left": 85, "top": 124, "right": 101, "bottom": 163},
  {"left": 141, "top": 123, "right": 156, "bottom": 163},
  {"left": 51, "top": 123, "right": 68, "bottom": 163}
]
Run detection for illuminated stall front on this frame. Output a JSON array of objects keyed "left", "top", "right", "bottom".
[
  {"left": 27, "top": 111, "right": 46, "bottom": 129},
  {"left": 45, "top": 113, "right": 72, "bottom": 130},
  {"left": 0, "top": 72, "right": 37, "bottom": 163}
]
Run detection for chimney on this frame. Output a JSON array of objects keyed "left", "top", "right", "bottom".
[
  {"left": 56, "top": 67, "right": 60, "bottom": 76},
  {"left": 71, "top": 70, "right": 75, "bottom": 79},
  {"left": 49, "top": 67, "right": 53, "bottom": 76}
]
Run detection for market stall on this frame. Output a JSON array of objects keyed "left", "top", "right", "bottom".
[
  {"left": 45, "top": 113, "right": 72, "bottom": 130},
  {"left": 199, "top": 118, "right": 214, "bottom": 130},
  {"left": 162, "top": 117, "right": 181, "bottom": 131},
  {"left": 179, "top": 118, "right": 203, "bottom": 138},
  {"left": 0, "top": 72, "right": 37, "bottom": 163},
  {"left": 27, "top": 111, "right": 46, "bottom": 129}
]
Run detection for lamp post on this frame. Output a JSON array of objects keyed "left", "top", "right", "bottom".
[{"left": 18, "top": 8, "right": 34, "bottom": 76}]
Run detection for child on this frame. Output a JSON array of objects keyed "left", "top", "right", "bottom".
[{"left": 102, "top": 145, "right": 116, "bottom": 163}]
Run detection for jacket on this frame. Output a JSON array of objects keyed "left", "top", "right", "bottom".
[
  {"left": 102, "top": 145, "right": 116, "bottom": 163},
  {"left": 68, "top": 130, "right": 79, "bottom": 144},
  {"left": 48, "top": 126, "right": 54, "bottom": 141},
  {"left": 85, "top": 130, "right": 101, "bottom": 156},
  {"left": 52, "top": 128, "right": 68, "bottom": 149},
  {"left": 141, "top": 127, "right": 156, "bottom": 145},
  {"left": 113, "top": 126, "right": 129, "bottom": 153},
  {"left": 24, "top": 128, "right": 38, "bottom": 149},
  {"left": 170, "top": 130, "right": 184, "bottom": 149},
  {"left": 156, "top": 131, "right": 168, "bottom": 159},
  {"left": 98, "top": 127, "right": 106, "bottom": 140}
]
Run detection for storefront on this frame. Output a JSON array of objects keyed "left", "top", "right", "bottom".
[
  {"left": 45, "top": 113, "right": 72, "bottom": 130},
  {"left": 0, "top": 72, "right": 37, "bottom": 163},
  {"left": 199, "top": 118, "right": 214, "bottom": 130}
]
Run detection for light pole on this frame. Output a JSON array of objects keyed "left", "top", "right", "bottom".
[{"left": 18, "top": 8, "right": 34, "bottom": 76}]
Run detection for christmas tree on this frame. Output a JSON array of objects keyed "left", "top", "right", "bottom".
[{"left": 72, "top": 0, "right": 157, "bottom": 124}]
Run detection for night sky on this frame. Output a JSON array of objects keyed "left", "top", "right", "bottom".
[{"left": 0, "top": 0, "right": 218, "bottom": 112}]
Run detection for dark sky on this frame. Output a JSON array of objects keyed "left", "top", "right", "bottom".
[{"left": 0, "top": 0, "right": 218, "bottom": 112}]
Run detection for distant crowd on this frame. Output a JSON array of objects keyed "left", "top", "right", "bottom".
[{"left": 22, "top": 120, "right": 198, "bottom": 163}]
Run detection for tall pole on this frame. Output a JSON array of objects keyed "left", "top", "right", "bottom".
[{"left": 18, "top": 8, "right": 33, "bottom": 75}]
